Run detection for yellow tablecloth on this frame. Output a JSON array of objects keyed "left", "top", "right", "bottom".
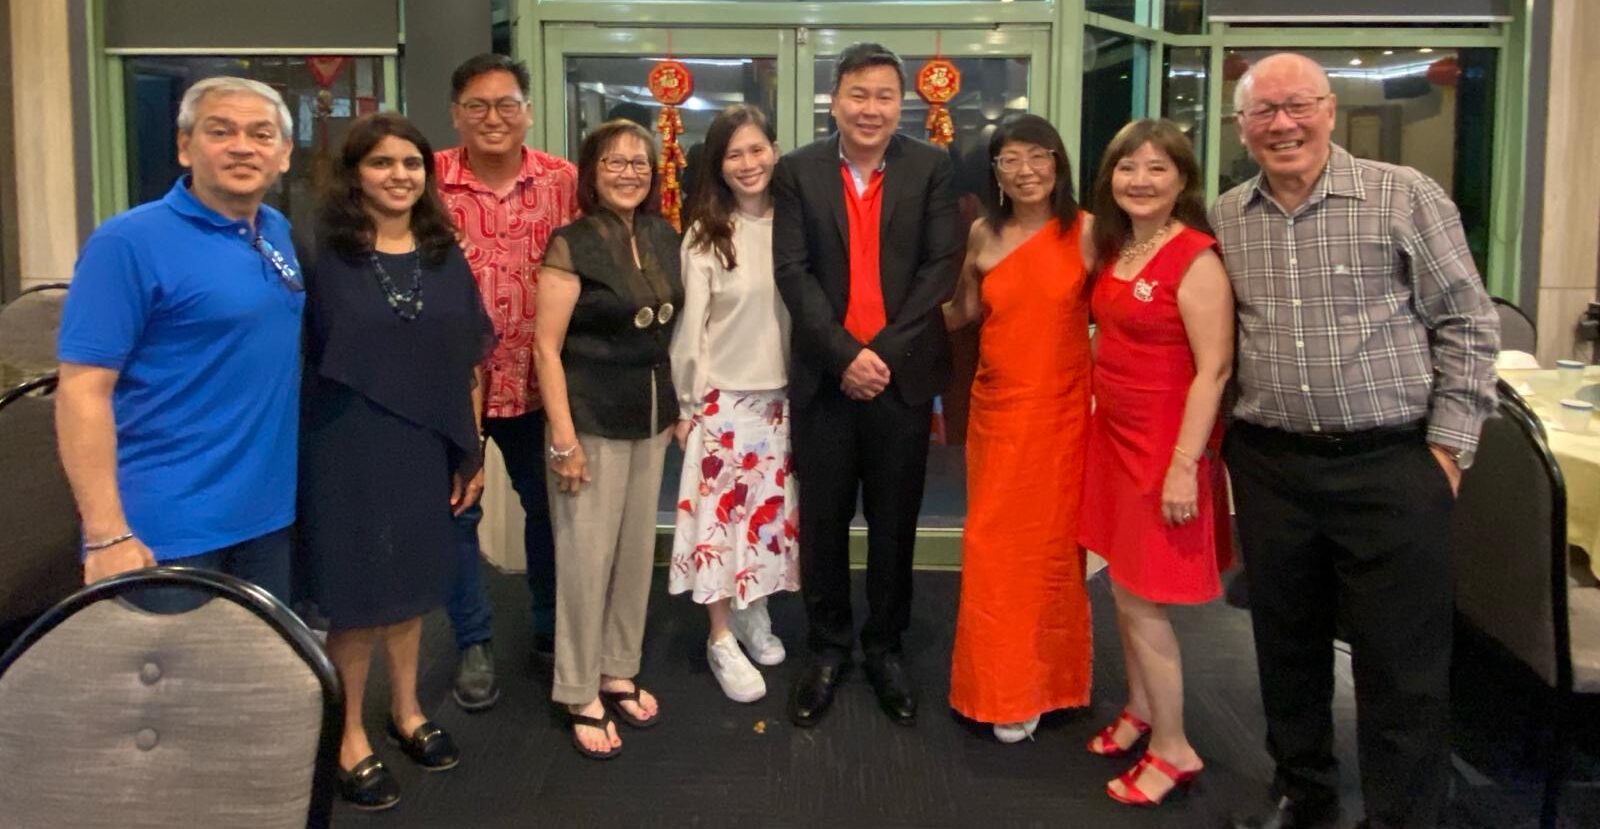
[{"left": 1499, "top": 367, "right": 1600, "bottom": 580}]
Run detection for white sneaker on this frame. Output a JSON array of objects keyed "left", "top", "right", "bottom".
[
  {"left": 728, "top": 599, "right": 786, "bottom": 666},
  {"left": 707, "top": 633, "right": 766, "bottom": 703},
  {"left": 993, "top": 715, "right": 1041, "bottom": 744}
]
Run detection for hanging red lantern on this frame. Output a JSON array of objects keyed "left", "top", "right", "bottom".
[
  {"left": 1223, "top": 53, "right": 1250, "bottom": 82},
  {"left": 1425, "top": 56, "right": 1460, "bottom": 88},
  {"left": 647, "top": 59, "right": 693, "bottom": 232},
  {"left": 916, "top": 58, "right": 960, "bottom": 149}
]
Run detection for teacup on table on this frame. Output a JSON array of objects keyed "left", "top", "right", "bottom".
[{"left": 1558, "top": 399, "right": 1595, "bottom": 434}]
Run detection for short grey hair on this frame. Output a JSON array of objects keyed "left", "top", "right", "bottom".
[{"left": 176, "top": 76, "right": 293, "bottom": 138}]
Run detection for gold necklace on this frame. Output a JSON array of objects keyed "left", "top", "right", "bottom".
[{"left": 1117, "top": 218, "right": 1176, "bottom": 263}]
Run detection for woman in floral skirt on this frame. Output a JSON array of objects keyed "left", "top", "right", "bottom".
[{"left": 668, "top": 104, "right": 799, "bottom": 703}]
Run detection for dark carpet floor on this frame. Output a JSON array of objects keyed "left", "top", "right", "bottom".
[{"left": 332, "top": 567, "right": 1600, "bottom": 828}]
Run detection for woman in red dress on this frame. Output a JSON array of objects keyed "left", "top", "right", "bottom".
[
  {"left": 944, "top": 114, "right": 1096, "bottom": 744},
  {"left": 1078, "top": 119, "right": 1234, "bottom": 806}
]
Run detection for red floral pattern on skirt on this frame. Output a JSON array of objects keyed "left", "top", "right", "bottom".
[{"left": 668, "top": 388, "right": 800, "bottom": 607}]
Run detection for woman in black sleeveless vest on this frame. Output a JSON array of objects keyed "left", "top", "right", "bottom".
[{"left": 533, "top": 119, "right": 683, "bottom": 759}]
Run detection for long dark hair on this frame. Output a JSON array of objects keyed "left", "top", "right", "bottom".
[
  {"left": 683, "top": 105, "right": 775, "bottom": 270},
  {"left": 319, "top": 112, "right": 456, "bottom": 265},
  {"left": 1089, "top": 119, "right": 1211, "bottom": 266},
  {"left": 576, "top": 119, "right": 661, "bottom": 217},
  {"left": 982, "top": 114, "right": 1080, "bottom": 236}
]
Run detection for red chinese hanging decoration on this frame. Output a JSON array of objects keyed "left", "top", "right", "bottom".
[
  {"left": 916, "top": 57, "right": 960, "bottom": 149},
  {"left": 648, "top": 58, "right": 694, "bottom": 231}
]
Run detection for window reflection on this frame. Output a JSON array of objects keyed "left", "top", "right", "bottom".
[
  {"left": 1080, "top": 28, "right": 1145, "bottom": 203},
  {"left": 1219, "top": 48, "right": 1496, "bottom": 272},
  {"left": 124, "top": 56, "right": 385, "bottom": 235},
  {"left": 1162, "top": 47, "right": 1208, "bottom": 173}
]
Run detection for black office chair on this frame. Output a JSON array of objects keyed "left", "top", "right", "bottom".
[
  {"left": 0, "top": 373, "right": 79, "bottom": 643},
  {"left": 1449, "top": 380, "right": 1596, "bottom": 829},
  {"left": 0, "top": 567, "right": 343, "bottom": 829},
  {"left": 1492, "top": 296, "right": 1538, "bottom": 355},
  {"left": 0, "top": 282, "right": 70, "bottom": 378}
]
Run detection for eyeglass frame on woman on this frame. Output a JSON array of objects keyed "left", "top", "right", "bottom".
[
  {"left": 251, "top": 235, "right": 304, "bottom": 293},
  {"left": 599, "top": 155, "right": 654, "bottom": 175},
  {"left": 1234, "top": 95, "right": 1331, "bottom": 124},
  {"left": 992, "top": 150, "right": 1057, "bottom": 175},
  {"left": 456, "top": 97, "right": 527, "bottom": 120}
]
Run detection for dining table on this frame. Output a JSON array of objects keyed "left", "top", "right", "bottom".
[{"left": 1498, "top": 365, "right": 1600, "bottom": 581}]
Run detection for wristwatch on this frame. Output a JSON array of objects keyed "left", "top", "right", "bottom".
[{"left": 1445, "top": 446, "right": 1476, "bottom": 471}]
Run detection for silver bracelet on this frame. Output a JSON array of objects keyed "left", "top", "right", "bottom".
[
  {"left": 547, "top": 442, "right": 579, "bottom": 463},
  {"left": 84, "top": 532, "right": 136, "bottom": 552}
]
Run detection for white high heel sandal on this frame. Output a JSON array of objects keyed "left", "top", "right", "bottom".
[{"left": 993, "top": 715, "right": 1042, "bottom": 744}]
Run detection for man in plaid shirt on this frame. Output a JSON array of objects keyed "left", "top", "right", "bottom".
[{"left": 1213, "top": 53, "right": 1498, "bottom": 829}]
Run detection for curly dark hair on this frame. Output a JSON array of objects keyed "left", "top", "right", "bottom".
[
  {"left": 319, "top": 112, "right": 458, "bottom": 265},
  {"left": 1089, "top": 118, "right": 1211, "bottom": 267},
  {"left": 683, "top": 105, "right": 776, "bottom": 271}
]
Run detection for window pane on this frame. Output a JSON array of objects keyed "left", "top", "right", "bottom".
[
  {"left": 1164, "top": 0, "right": 1206, "bottom": 34},
  {"left": 124, "top": 55, "right": 386, "bottom": 234},
  {"left": 1161, "top": 47, "right": 1208, "bottom": 173},
  {"left": 1086, "top": 0, "right": 1140, "bottom": 24},
  {"left": 1219, "top": 47, "right": 1496, "bottom": 273},
  {"left": 811, "top": 54, "right": 1033, "bottom": 528},
  {"left": 1080, "top": 28, "right": 1146, "bottom": 203}
]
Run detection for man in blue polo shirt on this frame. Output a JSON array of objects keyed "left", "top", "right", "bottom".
[{"left": 57, "top": 76, "right": 302, "bottom": 601}]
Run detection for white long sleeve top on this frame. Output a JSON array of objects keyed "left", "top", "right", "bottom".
[{"left": 670, "top": 213, "right": 791, "bottom": 419}]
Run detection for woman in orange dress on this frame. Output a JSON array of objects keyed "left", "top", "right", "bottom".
[
  {"left": 1078, "top": 119, "right": 1234, "bottom": 807},
  {"left": 945, "top": 114, "right": 1096, "bottom": 744}
]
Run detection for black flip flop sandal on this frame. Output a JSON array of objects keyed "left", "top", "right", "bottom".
[
  {"left": 600, "top": 686, "right": 661, "bottom": 729},
  {"left": 569, "top": 709, "right": 622, "bottom": 760}
]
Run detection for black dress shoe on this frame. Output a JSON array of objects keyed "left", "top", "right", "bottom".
[
  {"left": 338, "top": 755, "right": 400, "bottom": 811},
  {"left": 532, "top": 632, "right": 556, "bottom": 664},
  {"left": 788, "top": 656, "right": 850, "bottom": 728},
  {"left": 385, "top": 719, "right": 461, "bottom": 771},
  {"left": 1230, "top": 795, "right": 1340, "bottom": 829},
  {"left": 453, "top": 641, "right": 500, "bottom": 712},
  {"left": 864, "top": 654, "right": 917, "bottom": 726}
]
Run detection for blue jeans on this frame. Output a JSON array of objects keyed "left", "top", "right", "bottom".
[
  {"left": 133, "top": 527, "right": 292, "bottom": 613},
  {"left": 446, "top": 409, "right": 557, "bottom": 650}
]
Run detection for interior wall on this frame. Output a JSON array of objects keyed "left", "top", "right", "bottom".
[
  {"left": 1534, "top": 0, "right": 1600, "bottom": 365},
  {"left": 9, "top": 0, "right": 81, "bottom": 288},
  {"left": 0, "top": 0, "right": 19, "bottom": 301}
]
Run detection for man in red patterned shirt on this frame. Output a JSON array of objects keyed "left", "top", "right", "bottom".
[{"left": 435, "top": 53, "right": 579, "bottom": 712}]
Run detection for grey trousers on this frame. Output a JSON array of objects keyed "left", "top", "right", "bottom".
[{"left": 548, "top": 429, "right": 670, "bottom": 705}]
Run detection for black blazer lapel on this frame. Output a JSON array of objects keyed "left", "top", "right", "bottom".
[
  {"left": 820, "top": 138, "right": 849, "bottom": 250},
  {"left": 877, "top": 135, "right": 911, "bottom": 241}
]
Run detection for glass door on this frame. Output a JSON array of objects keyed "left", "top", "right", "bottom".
[{"left": 539, "top": 26, "right": 797, "bottom": 156}]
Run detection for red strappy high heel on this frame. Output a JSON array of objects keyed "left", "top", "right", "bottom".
[
  {"left": 1105, "top": 751, "right": 1202, "bottom": 807},
  {"left": 1086, "top": 709, "right": 1152, "bottom": 756}
]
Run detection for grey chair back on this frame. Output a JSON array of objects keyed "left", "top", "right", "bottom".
[
  {"left": 0, "top": 374, "right": 79, "bottom": 635},
  {"left": 0, "top": 282, "right": 70, "bottom": 378},
  {"left": 0, "top": 568, "right": 342, "bottom": 829},
  {"left": 1492, "top": 296, "right": 1537, "bottom": 355},
  {"left": 1450, "top": 380, "right": 1568, "bottom": 690}
]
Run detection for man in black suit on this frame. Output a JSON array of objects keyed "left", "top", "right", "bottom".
[{"left": 772, "top": 42, "right": 961, "bottom": 727}]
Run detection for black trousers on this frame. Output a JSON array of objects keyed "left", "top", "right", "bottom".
[
  {"left": 791, "top": 384, "right": 932, "bottom": 659},
  {"left": 1225, "top": 422, "right": 1456, "bottom": 829},
  {"left": 1222, "top": 425, "right": 1465, "bottom": 825}
]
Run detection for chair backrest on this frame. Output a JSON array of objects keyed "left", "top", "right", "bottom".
[
  {"left": 1492, "top": 296, "right": 1538, "bottom": 355},
  {"left": 0, "top": 374, "right": 80, "bottom": 635},
  {"left": 0, "top": 283, "right": 70, "bottom": 377},
  {"left": 0, "top": 568, "right": 342, "bottom": 829},
  {"left": 1450, "top": 387, "right": 1570, "bottom": 692}
]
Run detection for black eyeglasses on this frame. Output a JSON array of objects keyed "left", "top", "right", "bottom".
[{"left": 252, "top": 235, "right": 304, "bottom": 293}]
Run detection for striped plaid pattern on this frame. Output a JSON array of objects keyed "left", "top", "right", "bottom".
[{"left": 1209, "top": 144, "right": 1499, "bottom": 452}]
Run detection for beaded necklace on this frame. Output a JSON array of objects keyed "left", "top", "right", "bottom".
[
  {"left": 1117, "top": 218, "right": 1177, "bottom": 264},
  {"left": 370, "top": 249, "right": 424, "bottom": 321}
]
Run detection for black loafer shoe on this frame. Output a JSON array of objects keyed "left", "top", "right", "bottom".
[
  {"left": 788, "top": 656, "right": 850, "bottom": 728},
  {"left": 453, "top": 642, "right": 500, "bottom": 712},
  {"left": 385, "top": 719, "right": 461, "bottom": 771},
  {"left": 532, "top": 633, "right": 556, "bottom": 665},
  {"left": 1230, "top": 795, "right": 1341, "bottom": 829},
  {"left": 338, "top": 755, "right": 400, "bottom": 811},
  {"left": 864, "top": 654, "right": 917, "bottom": 726}
]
